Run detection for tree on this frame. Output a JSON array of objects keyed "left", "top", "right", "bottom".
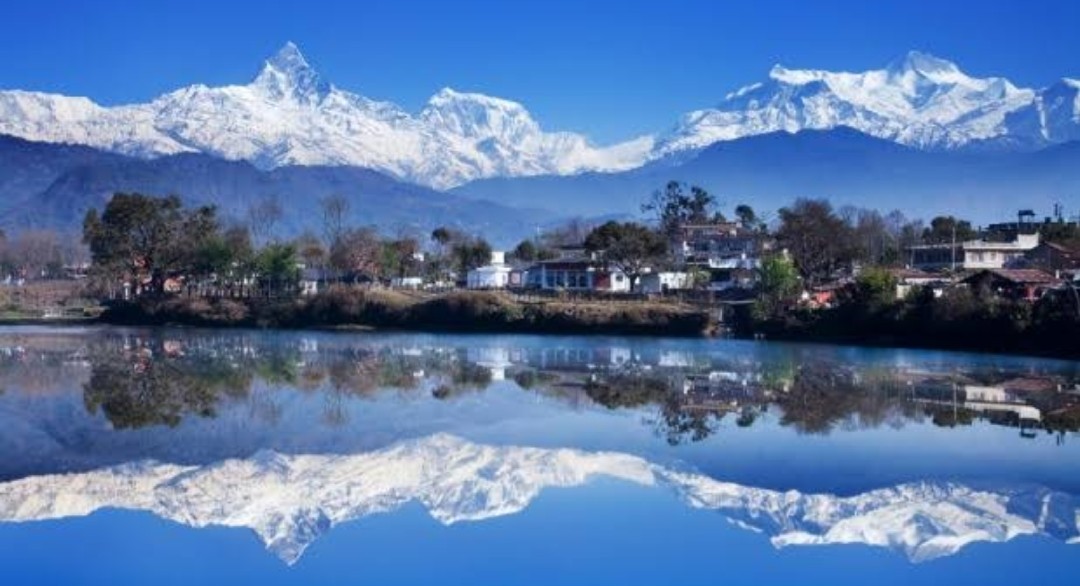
[
  {"left": 452, "top": 237, "right": 493, "bottom": 275},
  {"left": 5, "top": 230, "right": 64, "bottom": 279},
  {"left": 584, "top": 221, "right": 668, "bottom": 291},
  {"left": 512, "top": 239, "right": 538, "bottom": 262},
  {"left": 381, "top": 236, "right": 423, "bottom": 279},
  {"left": 247, "top": 196, "right": 283, "bottom": 246},
  {"left": 923, "top": 216, "right": 976, "bottom": 244},
  {"left": 329, "top": 227, "right": 381, "bottom": 278},
  {"left": 540, "top": 218, "right": 592, "bottom": 248},
  {"left": 734, "top": 204, "right": 759, "bottom": 231},
  {"left": 295, "top": 230, "right": 327, "bottom": 270},
  {"left": 775, "top": 198, "right": 855, "bottom": 286},
  {"left": 850, "top": 266, "right": 898, "bottom": 309},
  {"left": 431, "top": 227, "right": 455, "bottom": 248},
  {"left": 642, "top": 181, "right": 718, "bottom": 239},
  {"left": 83, "top": 193, "right": 219, "bottom": 295},
  {"left": 255, "top": 243, "right": 299, "bottom": 297},
  {"left": 320, "top": 195, "right": 349, "bottom": 249},
  {"left": 755, "top": 255, "right": 800, "bottom": 319}
]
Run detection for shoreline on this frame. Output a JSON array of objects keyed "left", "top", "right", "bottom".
[
  {"left": 0, "top": 296, "right": 1074, "bottom": 362},
  {"left": 95, "top": 289, "right": 718, "bottom": 338},
  {"left": 0, "top": 319, "right": 1073, "bottom": 362}
]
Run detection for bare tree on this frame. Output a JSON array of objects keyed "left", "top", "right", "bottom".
[
  {"left": 320, "top": 195, "right": 349, "bottom": 249},
  {"left": 247, "top": 196, "right": 284, "bottom": 246},
  {"left": 329, "top": 227, "right": 381, "bottom": 278},
  {"left": 11, "top": 230, "right": 63, "bottom": 279}
]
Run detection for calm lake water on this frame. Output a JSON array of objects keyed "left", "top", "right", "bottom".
[{"left": 0, "top": 326, "right": 1078, "bottom": 585}]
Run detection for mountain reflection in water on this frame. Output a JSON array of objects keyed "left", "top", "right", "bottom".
[
  {"left": 0, "top": 327, "right": 1078, "bottom": 568},
  {"left": 0, "top": 434, "right": 1076, "bottom": 564}
]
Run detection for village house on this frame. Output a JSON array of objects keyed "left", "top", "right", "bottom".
[
  {"left": 523, "top": 256, "right": 630, "bottom": 292},
  {"left": 1022, "top": 241, "right": 1080, "bottom": 276},
  {"left": 888, "top": 267, "right": 948, "bottom": 299},
  {"left": 466, "top": 251, "right": 513, "bottom": 289},
  {"left": 638, "top": 271, "right": 691, "bottom": 294},
  {"left": 908, "top": 232, "right": 1040, "bottom": 271},
  {"left": 674, "top": 223, "right": 769, "bottom": 290},
  {"left": 960, "top": 268, "right": 1061, "bottom": 302}
]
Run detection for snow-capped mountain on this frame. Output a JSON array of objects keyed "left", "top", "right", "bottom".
[
  {"left": 0, "top": 43, "right": 651, "bottom": 189},
  {"left": 0, "top": 434, "right": 1075, "bottom": 565},
  {"left": 1, "top": 46, "right": 1077, "bottom": 190},
  {"left": 654, "top": 50, "right": 1079, "bottom": 156}
]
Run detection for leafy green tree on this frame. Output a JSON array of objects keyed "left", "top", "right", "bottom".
[
  {"left": 511, "top": 239, "right": 538, "bottom": 262},
  {"left": 734, "top": 204, "right": 759, "bottom": 231},
  {"left": 851, "top": 267, "right": 898, "bottom": 308},
  {"left": 83, "top": 193, "right": 218, "bottom": 294},
  {"left": 452, "top": 237, "right": 493, "bottom": 274},
  {"left": 923, "top": 216, "right": 976, "bottom": 244},
  {"left": 584, "top": 221, "right": 668, "bottom": 291},
  {"left": 642, "top": 181, "right": 718, "bottom": 239},
  {"left": 380, "top": 236, "right": 423, "bottom": 279},
  {"left": 755, "top": 255, "right": 800, "bottom": 318},
  {"left": 255, "top": 243, "right": 299, "bottom": 297}
]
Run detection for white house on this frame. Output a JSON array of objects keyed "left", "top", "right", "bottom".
[
  {"left": 467, "top": 251, "right": 513, "bottom": 289},
  {"left": 524, "top": 258, "right": 630, "bottom": 292},
  {"left": 639, "top": 271, "right": 691, "bottom": 294},
  {"left": 908, "top": 233, "right": 1040, "bottom": 271}
]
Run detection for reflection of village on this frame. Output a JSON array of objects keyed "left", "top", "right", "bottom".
[
  {"left": 0, "top": 331, "right": 1078, "bottom": 442},
  {"left": 461, "top": 344, "right": 1080, "bottom": 440}
]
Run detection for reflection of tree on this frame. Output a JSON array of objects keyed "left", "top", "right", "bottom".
[
  {"left": 5, "top": 330, "right": 1077, "bottom": 440},
  {"left": 585, "top": 373, "right": 723, "bottom": 445},
  {"left": 83, "top": 347, "right": 252, "bottom": 429},
  {"left": 584, "top": 373, "right": 670, "bottom": 408},
  {"left": 773, "top": 364, "right": 919, "bottom": 435},
  {"left": 652, "top": 394, "right": 721, "bottom": 445},
  {"left": 432, "top": 360, "right": 493, "bottom": 399}
]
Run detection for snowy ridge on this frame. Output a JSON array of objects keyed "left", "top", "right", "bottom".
[
  {"left": 654, "top": 50, "right": 1079, "bottom": 155},
  {"left": 1, "top": 46, "right": 1076, "bottom": 190},
  {"left": 0, "top": 42, "right": 651, "bottom": 189},
  {"left": 0, "top": 434, "right": 1075, "bottom": 565}
]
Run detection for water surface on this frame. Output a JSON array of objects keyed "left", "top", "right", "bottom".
[{"left": 0, "top": 327, "right": 1077, "bottom": 584}]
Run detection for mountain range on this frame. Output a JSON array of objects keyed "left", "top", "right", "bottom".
[
  {"left": 0, "top": 134, "right": 555, "bottom": 244},
  {"left": 1, "top": 44, "right": 1078, "bottom": 234},
  {"left": 0, "top": 434, "right": 1075, "bottom": 565}
]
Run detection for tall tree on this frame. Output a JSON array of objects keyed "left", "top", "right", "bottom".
[
  {"left": 247, "top": 196, "right": 283, "bottom": 246},
  {"left": 734, "top": 204, "right": 759, "bottom": 231},
  {"left": 755, "top": 255, "right": 800, "bottom": 319},
  {"left": 320, "top": 195, "right": 349, "bottom": 249},
  {"left": 255, "top": 243, "right": 299, "bottom": 297},
  {"left": 775, "top": 198, "right": 855, "bottom": 286},
  {"left": 584, "top": 221, "right": 668, "bottom": 291},
  {"left": 329, "top": 227, "right": 382, "bottom": 278},
  {"left": 83, "top": 193, "right": 218, "bottom": 294},
  {"left": 923, "top": 216, "right": 976, "bottom": 244},
  {"left": 642, "top": 181, "right": 718, "bottom": 239},
  {"left": 452, "top": 237, "right": 493, "bottom": 275}
]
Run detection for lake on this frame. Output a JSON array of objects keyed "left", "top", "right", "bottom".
[{"left": 0, "top": 326, "right": 1077, "bottom": 585}]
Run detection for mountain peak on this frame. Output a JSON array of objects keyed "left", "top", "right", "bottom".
[
  {"left": 266, "top": 41, "right": 310, "bottom": 73},
  {"left": 251, "top": 41, "right": 330, "bottom": 103},
  {"left": 887, "top": 50, "right": 961, "bottom": 78}
]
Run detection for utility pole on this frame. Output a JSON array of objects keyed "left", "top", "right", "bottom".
[{"left": 950, "top": 223, "right": 956, "bottom": 272}]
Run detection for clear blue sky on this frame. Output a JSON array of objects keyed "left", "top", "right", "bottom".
[{"left": 1, "top": 0, "right": 1077, "bottom": 144}]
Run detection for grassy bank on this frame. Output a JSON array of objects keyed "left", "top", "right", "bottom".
[
  {"left": 100, "top": 289, "right": 716, "bottom": 336},
  {"left": 729, "top": 289, "right": 1080, "bottom": 360}
]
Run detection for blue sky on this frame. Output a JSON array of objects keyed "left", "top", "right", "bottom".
[{"left": 1, "top": 0, "right": 1077, "bottom": 143}]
